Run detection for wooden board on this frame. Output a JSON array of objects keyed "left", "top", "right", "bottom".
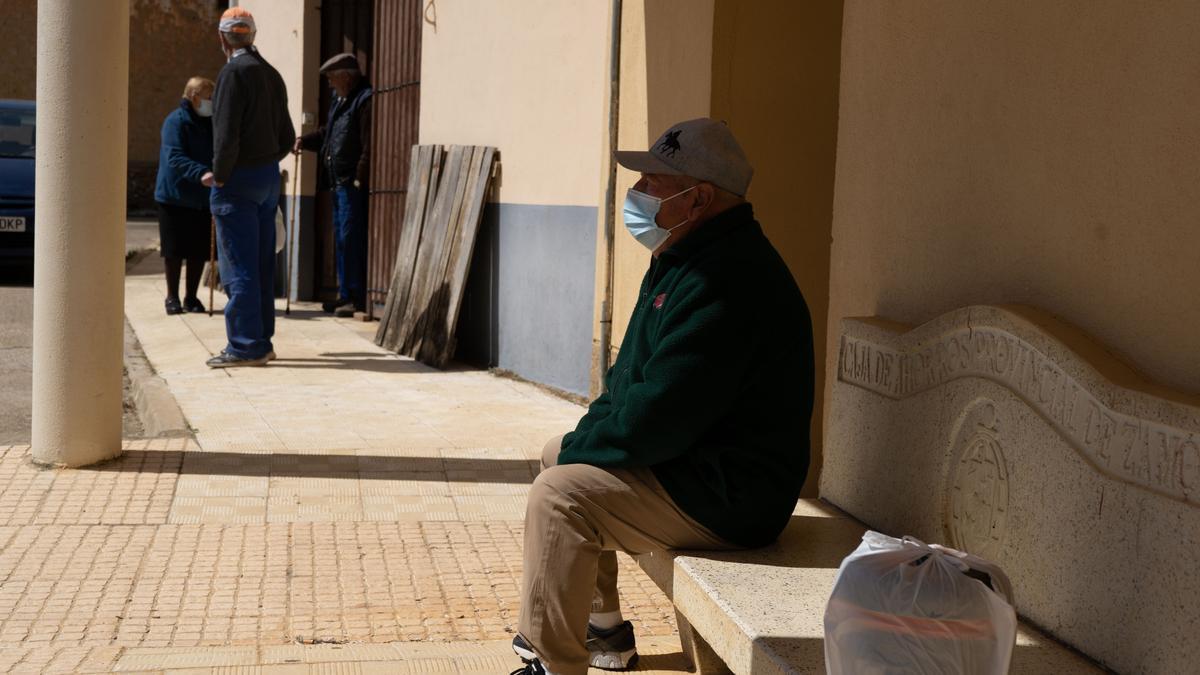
[
  {"left": 374, "top": 143, "right": 496, "bottom": 368},
  {"left": 374, "top": 144, "right": 441, "bottom": 351},
  {"left": 419, "top": 146, "right": 496, "bottom": 367},
  {"left": 398, "top": 144, "right": 466, "bottom": 356}
]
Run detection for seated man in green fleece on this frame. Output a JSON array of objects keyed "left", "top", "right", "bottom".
[{"left": 510, "top": 118, "right": 815, "bottom": 675}]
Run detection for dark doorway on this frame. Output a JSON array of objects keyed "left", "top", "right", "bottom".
[
  {"left": 364, "top": 0, "right": 423, "bottom": 319},
  {"left": 315, "top": 0, "right": 375, "bottom": 304}
]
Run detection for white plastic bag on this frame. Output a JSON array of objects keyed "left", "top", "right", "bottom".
[{"left": 824, "top": 531, "right": 1016, "bottom": 675}]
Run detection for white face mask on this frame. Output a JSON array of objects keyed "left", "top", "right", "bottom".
[
  {"left": 622, "top": 185, "right": 696, "bottom": 251},
  {"left": 196, "top": 99, "right": 213, "bottom": 117}
]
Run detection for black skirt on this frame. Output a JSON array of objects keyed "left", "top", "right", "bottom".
[{"left": 157, "top": 202, "right": 212, "bottom": 260}]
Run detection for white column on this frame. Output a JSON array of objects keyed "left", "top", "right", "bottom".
[{"left": 31, "top": 0, "right": 130, "bottom": 467}]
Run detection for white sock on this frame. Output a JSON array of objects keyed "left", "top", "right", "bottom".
[{"left": 589, "top": 610, "right": 624, "bottom": 630}]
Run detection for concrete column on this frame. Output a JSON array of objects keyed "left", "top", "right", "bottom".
[{"left": 31, "top": 0, "right": 130, "bottom": 467}]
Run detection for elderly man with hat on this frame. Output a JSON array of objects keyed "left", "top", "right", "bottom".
[
  {"left": 509, "top": 119, "right": 815, "bottom": 675},
  {"left": 294, "top": 53, "right": 373, "bottom": 317},
  {"left": 200, "top": 7, "right": 295, "bottom": 368}
]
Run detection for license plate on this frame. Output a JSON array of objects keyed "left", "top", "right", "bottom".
[{"left": 0, "top": 216, "right": 26, "bottom": 233}]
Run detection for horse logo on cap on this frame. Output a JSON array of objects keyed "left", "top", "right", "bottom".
[{"left": 657, "top": 130, "right": 682, "bottom": 157}]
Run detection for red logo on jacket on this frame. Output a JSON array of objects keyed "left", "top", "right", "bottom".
[{"left": 653, "top": 293, "right": 667, "bottom": 309}]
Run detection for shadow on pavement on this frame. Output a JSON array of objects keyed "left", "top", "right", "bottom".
[
  {"left": 89, "top": 449, "right": 540, "bottom": 482},
  {"left": 270, "top": 356, "right": 435, "bottom": 374}
]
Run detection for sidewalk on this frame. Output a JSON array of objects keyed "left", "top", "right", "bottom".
[{"left": 0, "top": 259, "right": 687, "bottom": 673}]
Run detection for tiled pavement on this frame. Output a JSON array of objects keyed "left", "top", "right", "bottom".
[{"left": 0, "top": 268, "right": 689, "bottom": 673}]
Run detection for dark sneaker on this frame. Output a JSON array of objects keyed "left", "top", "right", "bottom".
[
  {"left": 206, "top": 351, "right": 270, "bottom": 368},
  {"left": 165, "top": 297, "right": 184, "bottom": 315},
  {"left": 265, "top": 350, "right": 277, "bottom": 362},
  {"left": 183, "top": 297, "right": 206, "bottom": 313},
  {"left": 508, "top": 659, "right": 546, "bottom": 675},
  {"left": 321, "top": 299, "right": 339, "bottom": 313},
  {"left": 511, "top": 634, "right": 537, "bottom": 662},
  {"left": 586, "top": 621, "right": 638, "bottom": 670},
  {"left": 512, "top": 622, "right": 637, "bottom": 671},
  {"left": 333, "top": 301, "right": 357, "bottom": 318}
]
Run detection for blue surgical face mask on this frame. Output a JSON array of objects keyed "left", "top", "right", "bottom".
[
  {"left": 623, "top": 185, "right": 696, "bottom": 251},
  {"left": 196, "top": 99, "right": 214, "bottom": 117}
]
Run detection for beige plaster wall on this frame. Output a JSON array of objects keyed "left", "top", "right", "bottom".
[
  {"left": 418, "top": 0, "right": 609, "bottom": 208},
  {"left": 236, "top": 0, "right": 320, "bottom": 196},
  {"left": 709, "top": 0, "right": 842, "bottom": 496},
  {"left": 827, "top": 0, "right": 1200, "bottom": 432},
  {"left": 607, "top": 0, "right": 715, "bottom": 357}
]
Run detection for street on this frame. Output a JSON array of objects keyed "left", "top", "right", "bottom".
[
  {"left": 0, "top": 265, "right": 32, "bottom": 444},
  {"left": 0, "top": 219, "right": 159, "bottom": 443}
]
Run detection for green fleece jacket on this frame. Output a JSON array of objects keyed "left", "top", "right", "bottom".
[{"left": 558, "top": 203, "right": 814, "bottom": 548}]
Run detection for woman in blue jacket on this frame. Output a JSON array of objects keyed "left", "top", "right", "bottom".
[{"left": 154, "top": 76, "right": 215, "bottom": 314}]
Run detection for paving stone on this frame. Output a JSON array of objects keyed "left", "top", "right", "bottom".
[{"left": 0, "top": 280, "right": 686, "bottom": 671}]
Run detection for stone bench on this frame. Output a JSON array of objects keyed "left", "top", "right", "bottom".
[
  {"left": 635, "top": 304, "right": 1200, "bottom": 673},
  {"left": 637, "top": 499, "right": 1101, "bottom": 674}
]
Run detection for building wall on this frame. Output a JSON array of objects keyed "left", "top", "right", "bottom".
[
  {"left": 827, "top": 0, "right": 1200, "bottom": 443},
  {"left": 709, "top": 0, "right": 843, "bottom": 496},
  {"left": 606, "top": 0, "right": 715, "bottom": 365},
  {"left": 1, "top": 0, "right": 228, "bottom": 213},
  {"left": 419, "top": 0, "right": 609, "bottom": 395},
  {"left": 0, "top": 1, "right": 37, "bottom": 101}
]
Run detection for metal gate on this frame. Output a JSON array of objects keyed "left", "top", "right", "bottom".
[
  {"left": 365, "top": 0, "right": 422, "bottom": 318},
  {"left": 316, "top": 0, "right": 375, "bottom": 302}
]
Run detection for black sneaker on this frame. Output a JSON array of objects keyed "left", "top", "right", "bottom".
[
  {"left": 183, "top": 297, "right": 206, "bottom": 313},
  {"left": 321, "top": 299, "right": 339, "bottom": 313},
  {"left": 508, "top": 659, "right": 546, "bottom": 675},
  {"left": 512, "top": 622, "right": 637, "bottom": 671},
  {"left": 586, "top": 621, "right": 638, "bottom": 670},
  {"left": 206, "top": 351, "right": 270, "bottom": 368},
  {"left": 165, "top": 297, "right": 184, "bottom": 315},
  {"left": 333, "top": 301, "right": 357, "bottom": 318},
  {"left": 511, "top": 634, "right": 537, "bottom": 663}
]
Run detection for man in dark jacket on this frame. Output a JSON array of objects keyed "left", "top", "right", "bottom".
[
  {"left": 511, "top": 119, "right": 815, "bottom": 675},
  {"left": 295, "top": 53, "right": 373, "bottom": 317},
  {"left": 201, "top": 7, "right": 295, "bottom": 367}
]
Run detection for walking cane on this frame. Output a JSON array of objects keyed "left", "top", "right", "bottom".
[
  {"left": 286, "top": 153, "right": 299, "bottom": 315},
  {"left": 208, "top": 215, "right": 216, "bottom": 317}
]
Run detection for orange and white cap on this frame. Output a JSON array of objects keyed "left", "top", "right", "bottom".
[{"left": 219, "top": 7, "right": 256, "bottom": 35}]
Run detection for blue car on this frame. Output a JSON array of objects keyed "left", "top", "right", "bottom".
[{"left": 0, "top": 100, "right": 35, "bottom": 262}]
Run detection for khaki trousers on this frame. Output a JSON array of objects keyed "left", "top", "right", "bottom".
[{"left": 518, "top": 435, "right": 736, "bottom": 675}]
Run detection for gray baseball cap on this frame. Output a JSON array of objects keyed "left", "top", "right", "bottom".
[{"left": 615, "top": 118, "right": 753, "bottom": 196}]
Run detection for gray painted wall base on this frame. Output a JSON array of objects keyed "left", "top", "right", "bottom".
[{"left": 457, "top": 202, "right": 596, "bottom": 396}]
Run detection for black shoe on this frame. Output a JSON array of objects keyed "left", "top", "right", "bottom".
[
  {"left": 586, "top": 621, "right": 638, "bottom": 670},
  {"left": 165, "top": 297, "right": 184, "bottom": 315},
  {"left": 512, "top": 622, "right": 637, "bottom": 671},
  {"left": 512, "top": 634, "right": 537, "bottom": 663},
  {"left": 183, "top": 297, "right": 206, "bottom": 313},
  {"left": 321, "top": 299, "right": 339, "bottom": 313},
  {"left": 508, "top": 659, "right": 547, "bottom": 675},
  {"left": 333, "top": 301, "right": 357, "bottom": 318},
  {"left": 206, "top": 351, "right": 270, "bottom": 368}
]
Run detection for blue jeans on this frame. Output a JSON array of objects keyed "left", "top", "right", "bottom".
[
  {"left": 333, "top": 183, "right": 368, "bottom": 306},
  {"left": 210, "top": 163, "right": 279, "bottom": 360}
]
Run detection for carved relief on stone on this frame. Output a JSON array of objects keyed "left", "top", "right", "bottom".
[
  {"left": 945, "top": 400, "right": 1009, "bottom": 561},
  {"left": 837, "top": 319, "right": 1200, "bottom": 506}
]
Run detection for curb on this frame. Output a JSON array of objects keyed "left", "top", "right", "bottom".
[{"left": 123, "top": 318, "right": 192, "bottom": 439}]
